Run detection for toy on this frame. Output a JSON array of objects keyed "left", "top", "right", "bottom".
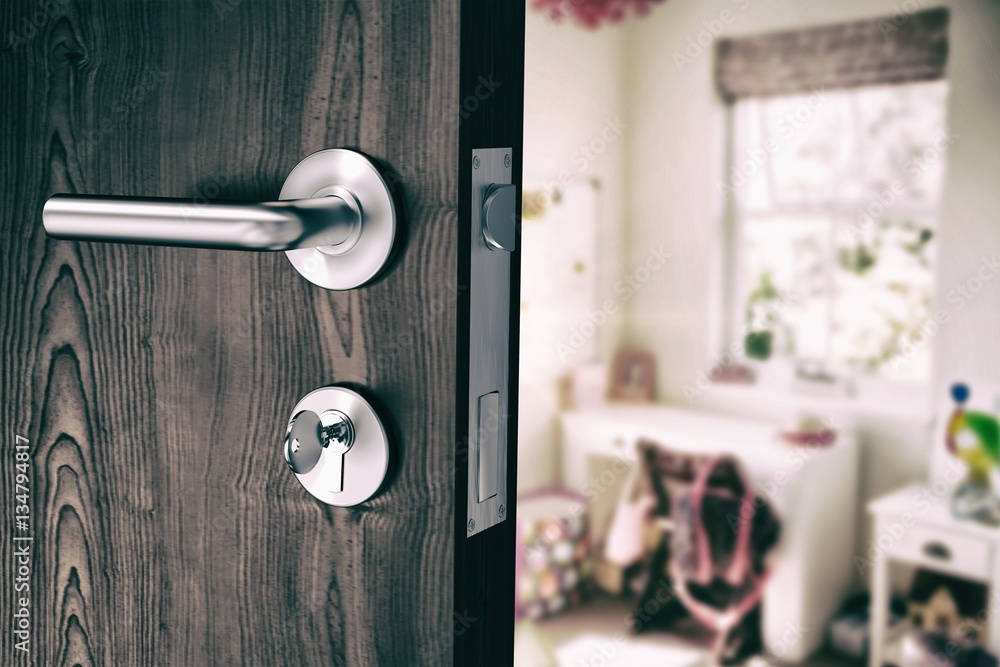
[
  {"left": 516, "top": 492, "right": 592, "bottom": 620},
  {"left": 908, "top": 570, "right": 987, "bottom": 644},
  {"left": 947, "top": 383, "right": 1000, "bottom": 525}
]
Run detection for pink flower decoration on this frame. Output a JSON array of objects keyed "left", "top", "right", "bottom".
[{"left": 533, "top": 0, "right": 666, "bottom": 29}]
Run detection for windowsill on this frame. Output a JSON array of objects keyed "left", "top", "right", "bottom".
[{"left": 692, "top": 378, "right": 935, "bottom": 427}]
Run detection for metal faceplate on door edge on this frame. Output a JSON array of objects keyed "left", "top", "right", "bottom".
[{"left": 467, "top": 148, "right": 513, "bottom": 537}]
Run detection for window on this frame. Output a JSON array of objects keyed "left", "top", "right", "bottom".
[{"left": 726, "top": 80, "right": 949, "bottom": 382}]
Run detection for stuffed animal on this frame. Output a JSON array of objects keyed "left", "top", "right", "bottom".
[{"left": 903, "top": 571, "right": 992, "bottom": 667}]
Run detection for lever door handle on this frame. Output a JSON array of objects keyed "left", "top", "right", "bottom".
[
  {"left": 44, "top": 194, "right": 360, "bottom": 251},
  {"left": 42, "top": 149, "right": 398, "bottom": 290}
]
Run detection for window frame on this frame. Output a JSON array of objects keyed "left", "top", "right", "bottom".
[{"left": 719, "top": 82, "right": 948, "bottom": 397}]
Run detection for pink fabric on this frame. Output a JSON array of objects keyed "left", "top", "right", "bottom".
[{"left": 673, "top": 455, "right": 769, "bottom": 633}]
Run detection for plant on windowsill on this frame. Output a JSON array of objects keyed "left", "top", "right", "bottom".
[
  {"left": 744, "top": 330, "right": 773, "bottom": 361},
  {"left": 743, "top": 271, "right": 792, "bottom": 362}
]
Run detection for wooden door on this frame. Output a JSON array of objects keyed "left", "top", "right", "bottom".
[{"left": 0, "top": 1, "right": 524, "bottom": 665}]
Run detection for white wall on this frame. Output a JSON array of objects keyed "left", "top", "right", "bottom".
[
  {"left": 519, "top": 10, "right": 627, "bottom": 492},
  {"left": 933, "top": 1, "right": 1000, "bottom": 395},
  {"left": 618, "top": 0, "right": 1000, "bottom": 583}
]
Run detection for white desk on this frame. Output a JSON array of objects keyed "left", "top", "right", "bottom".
[
  {"left": 868, "top": 485, "right": 1000, "bottom": 667},
  {"left": 560, "top": 405, "right": 859, "bottom": 663}
]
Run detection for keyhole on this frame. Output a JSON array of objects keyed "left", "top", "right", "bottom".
[
  {"left": 319, "top": 410, "right": 354, "bottom": 493},
  {"left": 281, "top": 386, "right": 391, "bottom": 507},
  {"left": 319, "top": 409, "right": 355, "bottom": 451}
]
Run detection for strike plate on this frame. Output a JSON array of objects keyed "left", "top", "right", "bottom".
[{"left": 466, "top": 148, "right": 513, "bottom": 537}]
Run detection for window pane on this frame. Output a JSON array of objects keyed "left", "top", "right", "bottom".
[
  {"left": 740, "top": 215, "right": 832, "bottom": 361},
  {"left": 850, "top": 81, "right": 949, "bottom": 209},
  {"left": 733, "top": 90, "right": 859, "bottom": 210},
  {"left": 732, "top": 81, "right": 949, "bottom": 213},
  {"left": 832, "top": 219, "right": 935, "bottom": 379}
]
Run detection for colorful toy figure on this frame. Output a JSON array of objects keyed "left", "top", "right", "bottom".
[{"left": 947, "top": 383, "right": 1000, "bottom": 525}]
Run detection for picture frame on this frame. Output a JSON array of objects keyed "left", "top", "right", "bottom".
[{"left": 609, "top": 350, "right": 656, "bottom": 403}]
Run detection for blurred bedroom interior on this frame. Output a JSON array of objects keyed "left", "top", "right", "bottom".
[{"left": 513, "top": 1, "right": 1000, "bottom": 666}]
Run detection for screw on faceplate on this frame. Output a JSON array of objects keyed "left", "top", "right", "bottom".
[
  {"left": 498, "top": 504, "right": 506, "bottom": 519},
  {"left": 468, "top": 518, "right": 476, "bottom": 532},
  {"left": 504, "top": 154, "right": 511, "bottom": 168},
  {"left": 472, "top": 156, "right": 480, "bottom": 169}
]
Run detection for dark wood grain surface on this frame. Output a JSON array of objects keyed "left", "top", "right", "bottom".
[{"left": 0, "top": 0, "right": 489, "bottom": 664}]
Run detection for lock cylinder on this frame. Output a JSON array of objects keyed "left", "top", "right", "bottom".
[{"left": 283, "top": 386, "right": 390, "bottom": 506}]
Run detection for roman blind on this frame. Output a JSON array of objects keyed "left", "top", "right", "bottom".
[{"left": 716, "top": 7, "right": 949, "bottom": 101}]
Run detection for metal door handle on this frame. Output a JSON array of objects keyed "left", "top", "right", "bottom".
[
  {"left": 42, "top": 149, "right": 398, "bottom": 290},
  {"left": 44, "top": 194, "right": 360, "bottom": 251}
]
